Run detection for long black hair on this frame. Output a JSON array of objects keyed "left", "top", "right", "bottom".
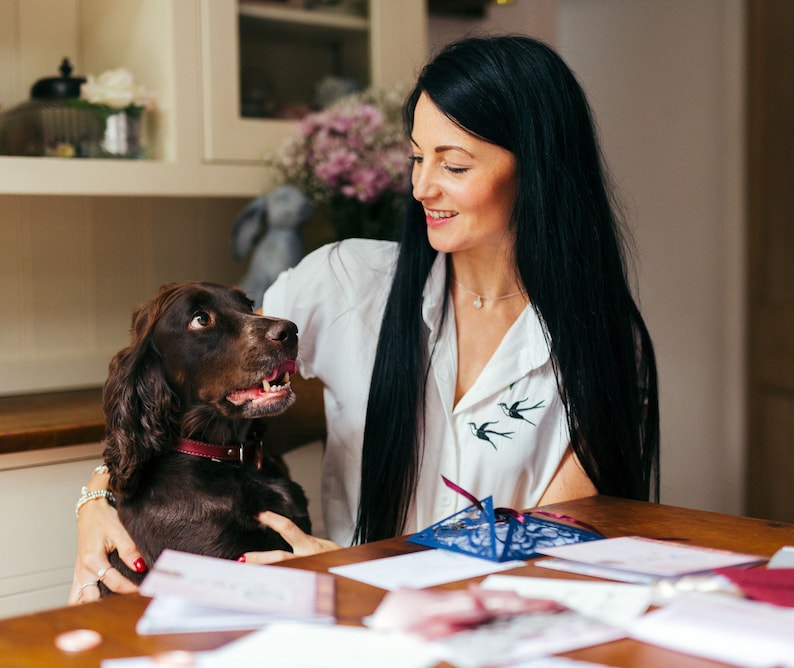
[{"left": 353, "top": 35, "right": 659, "bottom": 544}]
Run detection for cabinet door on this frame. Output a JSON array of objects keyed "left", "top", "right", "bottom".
[
  {"left": 199, "top": 0, "right": 427, "bottom": 166},
  {"left": 0, "top": 447, "right": 103, "bottom": 618}
]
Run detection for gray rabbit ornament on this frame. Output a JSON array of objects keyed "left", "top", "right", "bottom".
[{"left": 231, "top": 184, "right": 313, "bottom": 309}]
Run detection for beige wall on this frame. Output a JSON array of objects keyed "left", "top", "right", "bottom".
[
  {"left": 0, "top": 196, "right": 249, "bottom": 395},
  {"left": 429, "top": 0, "right": 746, "bottom": 515}
]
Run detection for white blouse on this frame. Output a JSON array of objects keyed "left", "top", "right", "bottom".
[{"left": 263, "top": 239, "right": 568, "bottom": 546}]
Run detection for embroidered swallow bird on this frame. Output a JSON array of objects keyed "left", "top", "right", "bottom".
[
  {"left": 468, "top": 421, "right": 514, "bottom": 450},
  {"left": 498, "top": 398, "right": 545, "bottom": 425}
]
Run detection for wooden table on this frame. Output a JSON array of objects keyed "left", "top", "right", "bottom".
[{"left": 2, "top": 496, "right": 792, "bottom": 667}]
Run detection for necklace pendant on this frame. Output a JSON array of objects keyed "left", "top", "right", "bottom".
[{"left": 473, "top": 295, "right": 483, "bottom": 309}]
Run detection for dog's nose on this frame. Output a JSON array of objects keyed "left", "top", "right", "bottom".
[{"left": 265, "top": 319, "right": 298, "bottom": 343}]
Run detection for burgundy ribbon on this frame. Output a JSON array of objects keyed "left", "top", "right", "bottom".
[
  {"left": 441, "top": 475, "right": 603, "bottom": 536},
  {"left": 441, "top": 475, "right": 525, "bottom": 523}
]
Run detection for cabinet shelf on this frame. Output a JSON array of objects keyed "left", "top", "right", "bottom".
[
  {"left": 238, "top": 2, "right": 368, "bottom": 33},
  {"left": 0, "top": 156, "right": 266, "bottom": 197}
]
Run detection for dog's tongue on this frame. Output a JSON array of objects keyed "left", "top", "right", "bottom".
[
  {"left": 265, "top": 359, "right": 296, "bottom": 382},
  {"left": 226, "top": 360, "right": 296, "bottom": 406}
]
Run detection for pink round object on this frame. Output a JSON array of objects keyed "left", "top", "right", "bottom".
[
  {"left": 152, "top": 650, "right": 196, "bottom": 666},
  {"left": 54, "top": 628, "right": 102, "bottom": 652}
]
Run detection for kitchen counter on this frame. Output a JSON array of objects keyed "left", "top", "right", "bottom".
[
  {"left": 0, "top": 376, "right": 325, "bottom": 456},
  {"left": 0, "top": 388, "right": 104, "bottom": 455}
]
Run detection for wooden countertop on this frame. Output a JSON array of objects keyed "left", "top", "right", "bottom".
[
  {"left": 0, "top": 388, "right": 105, "bottom": 455},
  {"left": 0, "top": 376, "right": 326, "bottom": 456}
]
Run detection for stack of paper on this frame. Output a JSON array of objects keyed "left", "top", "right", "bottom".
[{"left": 136, "top": 550, "right": 335, "bottom": 634}]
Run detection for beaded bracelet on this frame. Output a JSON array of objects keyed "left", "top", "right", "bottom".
[{"left": 75, "top": 486, "right": 116, "bottom": 518}]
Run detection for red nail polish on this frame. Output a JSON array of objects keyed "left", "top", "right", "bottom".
[
  {"left": 237, "top": 555, "right": 246, "bottom": 563},
  {"left": 133, "top": 558, "right": 147, "bottom": 573}
]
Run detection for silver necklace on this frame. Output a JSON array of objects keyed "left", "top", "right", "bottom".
[{"left": 453, "top": 279, "right": 523, "bottom": 309}]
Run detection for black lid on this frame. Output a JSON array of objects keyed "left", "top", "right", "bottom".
[{"left": 30, "top": 58, "right": 86, "bottom": 99}]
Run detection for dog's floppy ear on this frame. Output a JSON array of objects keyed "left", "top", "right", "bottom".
[{"left": 102, "top": 294, "right": 179, "bottom": 498}]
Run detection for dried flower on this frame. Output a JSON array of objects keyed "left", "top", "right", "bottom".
[{"left": 269, "top": 86, "right": 411, "bottom": 206}]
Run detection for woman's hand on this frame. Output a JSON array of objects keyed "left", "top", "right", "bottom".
[
  {"left": 68, "top": 485, "right": 145, "bottom": 605},
  {"left": 240, "top": 511, "right": 341, "bottom": 565}
]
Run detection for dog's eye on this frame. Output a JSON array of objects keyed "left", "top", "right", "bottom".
[{"left": 190, "top": 311, "right": 212, "bottom": 329}]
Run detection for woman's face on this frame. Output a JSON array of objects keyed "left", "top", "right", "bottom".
[{"left": 410, "top": 92, "right": 517, "bottom": 256}]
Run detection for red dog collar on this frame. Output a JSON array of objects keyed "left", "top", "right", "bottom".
[{"left": 174, "top": 438, "right": 263, "bottom": 469}]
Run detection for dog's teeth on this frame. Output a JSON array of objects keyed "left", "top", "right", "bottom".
[
  {"left": 262, "top": 379, "right": 271, "bottom": 392},
  {"left": 284, "top": 372, "right": 290, "bottom": 384}
]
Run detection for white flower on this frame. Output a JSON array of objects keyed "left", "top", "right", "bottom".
[{"left": 80, "top": 68, "right": 156, "bottom": 111}]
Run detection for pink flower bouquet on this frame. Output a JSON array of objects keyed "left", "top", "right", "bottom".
[{"left": 269, "top": 87, "right": 410, "bottom": 240}]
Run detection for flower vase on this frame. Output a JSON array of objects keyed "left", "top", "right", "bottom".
[
  {"left": 98, "top": 110, "right": 143, "bottom": 158},
  {"left": 330, "top": 195, "right": 404, "bottom": 241}
]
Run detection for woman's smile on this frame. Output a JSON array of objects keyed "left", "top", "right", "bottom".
[{"left": 424, "top": 208, "right": 457, "bottom": 227}]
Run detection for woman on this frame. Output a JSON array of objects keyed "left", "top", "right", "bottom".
[{"left": 69, "top": 35, "right": 658, "bottom": 602}]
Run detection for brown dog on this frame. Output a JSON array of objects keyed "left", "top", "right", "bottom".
[{"left": 101, "top": 282, "right": 311, "bottom": 589}]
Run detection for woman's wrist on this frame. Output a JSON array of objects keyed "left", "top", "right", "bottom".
[
  {"left": 76, "top": 463, "right": 114, "bottom": 517},
  {"left": 87, "top": 463, "right": 110, "bottom": 490},
  {"left": 75, "top": 487, "right": 116, "bottom": 517}
]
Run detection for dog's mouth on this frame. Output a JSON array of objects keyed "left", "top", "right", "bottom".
[{"left": 225, "top": 360, "right": 296, "bottom": 406}]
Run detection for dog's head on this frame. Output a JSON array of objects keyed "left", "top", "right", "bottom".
[{"left": 103, "top": 282, "right": 298, "bottom": 496}]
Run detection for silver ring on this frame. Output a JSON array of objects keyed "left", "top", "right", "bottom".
[
  {"left": 97, "top": 566, "right": 112, "bottom": 580},
  {"left": 78, "top": 581, "right": 99, "bottom": 592}
]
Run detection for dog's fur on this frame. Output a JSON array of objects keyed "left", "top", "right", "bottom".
[{"left": 101, "top": 282, "right": 311, "bottom": 588}]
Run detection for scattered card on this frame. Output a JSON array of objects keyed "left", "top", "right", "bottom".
[
  {"left": 630, "top": 593, "right": 794, "bottom": 668},
  {"left": 535, "top": 536, "right": 766, "bottom": 582},
  {"left": 330, "top": 548, "right": 525, "bottom": 590},
  {"left": 137, "top": 549, "right": 335, "bottom": 633},
  {"left": 481, "top": 574, "right": 652, "bottom": 627}
]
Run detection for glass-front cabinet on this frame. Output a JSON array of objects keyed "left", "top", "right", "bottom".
[
  {"left": 0, "top": 0, "right": 427, "bottom": 196},
  {"left": 238, "top": 3, "right": 370, "bottom": 121},
  {"left": 202, "top": 0, "right": 426, "bottom": 164}
]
